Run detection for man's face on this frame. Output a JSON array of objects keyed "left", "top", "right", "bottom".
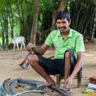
[{"left": 56, "top": 18, "right": 71, "bottom": 33}]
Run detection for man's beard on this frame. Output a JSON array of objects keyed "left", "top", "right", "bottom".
[
  {"left": 59, "top": 27, "right": 66, "bottom": 29},
  {"left": 58, "top": 27, "right": 66, "bottom": 33}
]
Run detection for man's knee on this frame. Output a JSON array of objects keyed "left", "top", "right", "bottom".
[
  {"left": 65, "top": 51, "right": 70, "bottom": 58},
  {"left": 27, "top": 54, "right": 39, "bottom": 66}
]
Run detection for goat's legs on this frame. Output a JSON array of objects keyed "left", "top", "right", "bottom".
[
  {"left": 16, "top": 43, "right": 19, "bottom": 50},
  {"left": 20, "top": 43, "right": 23, "bottom": 50},
  {"left": 13, "top": 43, "right": 16, "bottom": 50}
]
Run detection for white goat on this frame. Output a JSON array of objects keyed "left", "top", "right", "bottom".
[{"left": 11, "top": 36, "right": 25, "bottom": 50}]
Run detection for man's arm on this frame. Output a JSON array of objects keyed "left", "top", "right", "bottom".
[
  {"left": 33, "top": 43, "right": 50, "bottom": 55},
  {"left": 26, "top": 43, "right": 50, "bottom": 55}
]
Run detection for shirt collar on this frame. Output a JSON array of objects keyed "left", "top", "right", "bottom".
[
  {"left": 57, "top": 30, "right": 61, "bottom": 36},
  {"left": 67, "top": 28, "right": 72, "bottom": 37},
  {"left": 57, "top": 27, "right": 72, "bottom": 37}
]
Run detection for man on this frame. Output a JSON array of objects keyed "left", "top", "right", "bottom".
[{"left": 27, "top": 10, "right": 85, "bottom": 94}]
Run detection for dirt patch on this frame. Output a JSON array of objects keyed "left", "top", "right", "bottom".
[{"left": 0, "top": 43, "right": 96, "bottom": 96}]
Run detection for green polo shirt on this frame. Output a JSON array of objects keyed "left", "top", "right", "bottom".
[{"left": 45, "top": 28, "right": 85, "bottom": 59}]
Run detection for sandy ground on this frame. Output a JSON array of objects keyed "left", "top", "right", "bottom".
[{"left": 0, "top": 43, "right": 96, "bottom": 96}]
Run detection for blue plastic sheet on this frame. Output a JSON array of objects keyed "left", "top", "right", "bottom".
[
  {"left": 0, "top": 80, "right": 43, "bottom": 96},
  {"left": 0, "top": 81, "right": 7, "bottom": 96}
]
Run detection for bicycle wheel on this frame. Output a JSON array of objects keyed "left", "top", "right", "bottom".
[{"left": 1, "top": 78, "right": 70, "bottom": 96}]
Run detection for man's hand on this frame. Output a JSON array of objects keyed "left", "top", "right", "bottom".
[
  {"left": 63, "top": 77, "right": 73, "bottom": 95},
  {"left": 26, "top": 43, "right": 36, "bottom": 52}
]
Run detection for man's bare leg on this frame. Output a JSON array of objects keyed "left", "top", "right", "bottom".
[
  {"left": 64, "top": 51, "right": 73, "bottom": 95},
  {"left": 27, "top": 54, "right": 55, "bottom": 85},
  {"left": 64, "top": 51, "right": 71, "bottom": 80}
]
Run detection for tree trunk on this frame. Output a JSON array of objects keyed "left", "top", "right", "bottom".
[
  {"left": 3, "top": 7, "right": 9, "bottom": 49},
  {"left": 1, "top": 14, "right": 5, "bottom": 49},
  {"left": 16, "top": 3, "right": 23, "bottom": 36},
  {"left": 9, "top": 6, "right": 14, "bottom": 38},
  {"left": 5, "top": 6, "right": 9, "bottom": 49},
  {"left": 31, "top": 0, "right": 38, "bottom": 45},
  {"left": 92, "top": 7, "right": 96, "bottom": 42},
  {"left": 51, "top": 0, "right": 66, "bottom": 31}
]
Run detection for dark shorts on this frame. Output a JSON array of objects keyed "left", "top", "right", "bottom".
[{"left": 36, "top": 50, "right": 82, "bottom": 76}]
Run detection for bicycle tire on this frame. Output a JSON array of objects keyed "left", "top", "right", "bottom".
[{"left": 1, "top": 78, "right": 70, "bottom": 96}]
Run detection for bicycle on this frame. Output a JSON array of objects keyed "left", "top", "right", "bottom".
[{"left": 0, "top": 78, "right": 71, "bottom": 96}]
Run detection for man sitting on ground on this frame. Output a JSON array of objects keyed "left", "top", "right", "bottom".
[{"left": 26, "top": 10, "right": 85, "bottom": 95}]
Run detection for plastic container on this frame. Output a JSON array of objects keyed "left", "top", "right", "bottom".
[
  {"left": 88, "top": 90, "right": 94, "bottom": 96},
  {"left": 90, "top": 76, "right": 96, "bottom": 84}
]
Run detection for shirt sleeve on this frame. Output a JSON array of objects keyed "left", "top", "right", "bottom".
[
  {"left": 44, "top": 32, "right": 53, "bottom": 46},
  {"left": 75, "top": 34, "right": 85, "bottom": 52}
]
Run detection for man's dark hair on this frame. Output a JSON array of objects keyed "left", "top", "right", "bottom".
[{"left": 55, "top": 10, "right": 70, "bottom": 22}]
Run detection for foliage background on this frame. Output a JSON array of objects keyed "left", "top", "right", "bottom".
[{"left": 0, "top": 0, "right": 95, "bottom": 49}]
